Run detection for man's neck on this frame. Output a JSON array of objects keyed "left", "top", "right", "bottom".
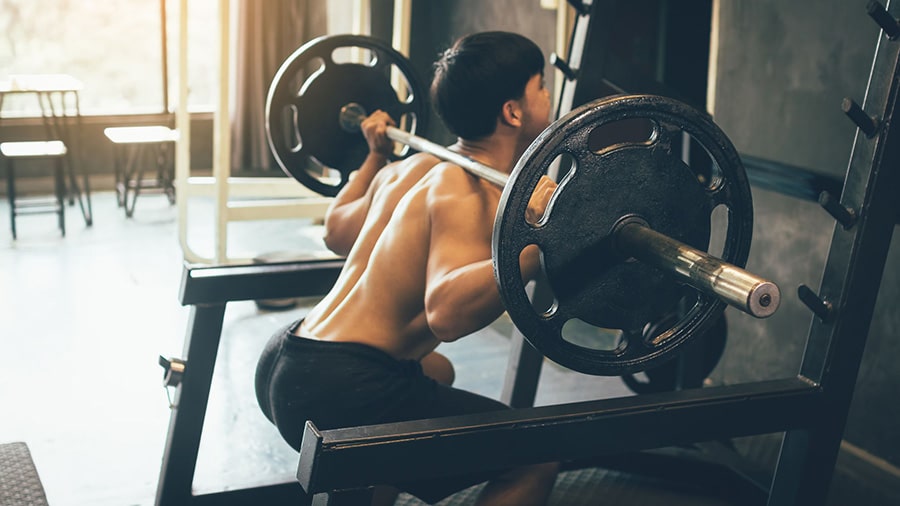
[{"left": 449, "top": 133, "right": 522, "bottom": 175}]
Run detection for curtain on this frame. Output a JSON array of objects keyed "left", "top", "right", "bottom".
[{"left": 230, "top": 0, "right": 327, "bottom": 173}]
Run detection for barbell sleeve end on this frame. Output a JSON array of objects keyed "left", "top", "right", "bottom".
[
  {"left": 745, "top": 279, "right": 781, "bottom": 319},
  {"left": 615, "top": 221, "right": 781, "bottom": 319}
]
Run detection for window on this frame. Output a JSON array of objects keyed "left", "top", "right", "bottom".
[{"left": 0, "top": 0, "right": 217, "bottom": 115}]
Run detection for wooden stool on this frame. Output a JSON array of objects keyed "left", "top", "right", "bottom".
[
  {"left": 104, "top": 126, "right": 178, "bottom": 217},
  {"left": 1, "top": 140, "right": 67, "bottom": 239},
  {"left": 0, "top": 442, "right": 50, "bottom": 506}
]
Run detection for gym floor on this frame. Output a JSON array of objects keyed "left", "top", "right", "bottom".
[{"left": 0, "top": 191, "right": 869, "bottom": 506}]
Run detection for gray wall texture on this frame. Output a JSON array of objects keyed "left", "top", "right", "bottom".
[{"left": 710, "top": 0, "right": 900, "bottom": 470}]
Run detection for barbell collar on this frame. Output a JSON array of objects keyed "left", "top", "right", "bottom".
[{"left": 614, "top": 219, "right": 781, "bottom": 318}]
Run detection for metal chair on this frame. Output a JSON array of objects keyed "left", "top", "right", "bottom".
[
  {"left": 1, "top": 140, "right": 67, "bottom": 239},
  {"left": 104, "top": 125, "right": 178, "bottom": 217}
]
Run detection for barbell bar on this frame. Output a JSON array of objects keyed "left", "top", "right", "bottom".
[
  {"left": 339, "top": 103, "right": 509, "bottom": 187},
  {"left": 339, "top": 102, "right": 780, "bottom": 319},
  {"left": 266, "top": 35, "right": 769, "bottom": 375}
]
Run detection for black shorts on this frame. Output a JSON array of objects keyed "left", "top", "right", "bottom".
[{"left": 255, "top": 319, "right": 509, "bottom": 503}]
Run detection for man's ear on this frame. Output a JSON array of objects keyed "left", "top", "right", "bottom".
[{"left": 500, "top": 99, "right": 522, "bottom": 127}]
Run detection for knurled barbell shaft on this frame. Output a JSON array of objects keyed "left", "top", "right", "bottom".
[{"left": 340, "top": 103, "right": 780, "bottom": 318}]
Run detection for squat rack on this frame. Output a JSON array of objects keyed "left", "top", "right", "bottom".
[
  {"left": 296, "top": 2, "right": 900, "bottom": 503},
  {"left": 155, "top": 1, "right": 900, "bottom": 505}
]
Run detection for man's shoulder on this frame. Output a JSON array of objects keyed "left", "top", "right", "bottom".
[
  {"left": 386, "top": 153, "right": 466, "bottom": 188},
  {"left": 421, "top": 161, "right": 497, "bottom": 209},
  {"left": 398, "top": 151, "right": 442, "bottom": 166},
  {"left": 384, "top": 152, "right": 440, "bottom": 179},
  {"left": 422, "top": 161, "right": 474, "bottom": 191}
]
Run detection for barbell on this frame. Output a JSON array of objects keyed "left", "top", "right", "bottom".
[
  {"left": 339, "top": 101, "right": 778, "bottom": 320},
  {"left": 266, "top": 34, "right": 781, "bottom": 376}
]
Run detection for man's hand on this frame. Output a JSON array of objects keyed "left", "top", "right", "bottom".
[
  {"left": 525, "top": 175, "right": 557, "bottom": 226},
  {"left": 519, "top": 175, "right": 557, "bottom": 280},
  {"left": 323, "top": 110, "right": 398, "bottom": 256},
  {"left": 360, "top": 109, "right": 396, "bottom": 158}
]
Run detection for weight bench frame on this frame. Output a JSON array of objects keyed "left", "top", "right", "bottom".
[
  {"left": 300, "top": 379, "right": 822, "bottom": 505},
  {"left": 155, "top": 258, "right": 343, "bottom": 506}
]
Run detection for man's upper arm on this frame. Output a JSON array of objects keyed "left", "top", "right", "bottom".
[
  {"left": 323, "top": 168, "right": 392, "bottom": 255},
  {"left": 425, "top": 167, "right": 493, "bottom": 277},
  {"left": 423, "top": 167, "right": 502, "bottom": 339}
]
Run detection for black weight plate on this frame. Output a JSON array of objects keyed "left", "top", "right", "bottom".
[
  {"left": 621, "top": 309, "right": 728, "bottom": 394},
  {"left": 540, "top": 143, "right": 712, "bottom": 332},
  {"left": 266, "top": 34, "right": 429, "bottom": 196},
  {"left": 493, "top": 94, "right": 753, "bottom": 376}
]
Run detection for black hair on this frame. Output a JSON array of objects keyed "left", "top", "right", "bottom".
[{"left": 430, "top": 31, "right": 545, "bottom": 140}]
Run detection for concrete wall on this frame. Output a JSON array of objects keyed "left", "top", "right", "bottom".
[{"left": 710, "top": 0, "right": 900, "bottom": 472}]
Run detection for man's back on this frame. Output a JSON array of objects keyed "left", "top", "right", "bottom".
[{"left": 302, "top": 152, "right": 504, "bottom": 361}]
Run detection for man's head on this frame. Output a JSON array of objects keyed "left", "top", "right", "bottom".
[{"left": 431, "top": 31, "right": 548, "bottom": 141}]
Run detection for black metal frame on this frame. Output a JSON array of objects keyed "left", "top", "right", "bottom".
[
  {"left": 155, "top": 2, "right": 899, "bottom": 505},
  {"left": 300, "top": 379, "right": 821, "bottom": 493},
  {"left": 767, "top": 1, "right": 900, "bottom": 500},
  {"left": 155, "top": 259, "right": 343, "bottom": 506},
  {"left": 299, "top": 1, "right": 900, "bottom": 503}
]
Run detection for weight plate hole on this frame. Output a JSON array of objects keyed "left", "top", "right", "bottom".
[
  {"left": 562, "top": 318, "right": 628, "bottom": 352},
  {"left": 588, "top": 118, "right": 658, "bottom": 155},
  {"left": 680, "top": 132, "right": 724, "bottom": 192},
  {"left": 331, "top": 46, "right": 376, "bottom": 66},
  {"left": 389, "top": 65, "right": 417, "bottom": 105},
  {"left": 531, "top": 152, "right": 576, "bottom": 228},
  {"left": 708, "top": 203, "right": 729, "bottom": 259},
  {"left": 276, "top": 105, "right": 302, "bottom": 152},
  {"left": 298, "top": 57, "right": 326, "bottom": 96}
]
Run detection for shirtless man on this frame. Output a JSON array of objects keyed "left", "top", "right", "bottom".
[{"left": 256, "top": 31, "right": 559, "bottom": 505}]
